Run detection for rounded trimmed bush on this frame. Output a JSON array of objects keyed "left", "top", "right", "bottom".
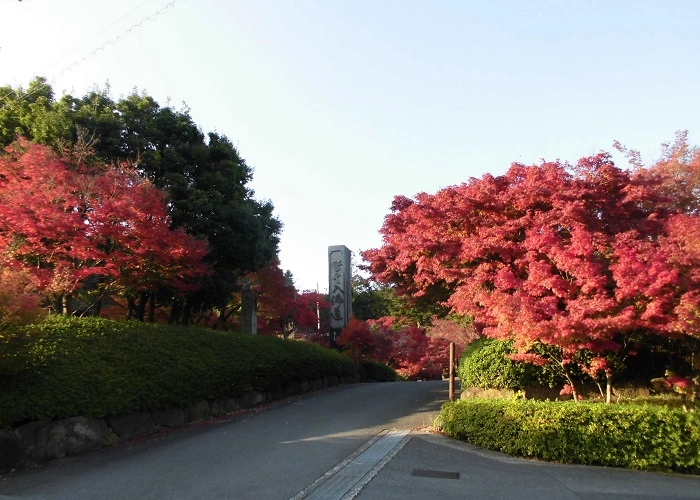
[{"left": 458, "top": 337, "right": 532, "bottom": 390}]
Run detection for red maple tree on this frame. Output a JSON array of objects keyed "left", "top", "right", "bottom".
[
  {"left": 364, "top": 145, "right": 700, "bottom": 400},
  {"left": 84, "top": 166, "right": 209, "bottom": 297},
  {"left": 253, "top": 259, "right": 328, "bottom": 338},
  {"left": 0, "top": 139, "right": 209, "bottom": 313},
  {"left": 0, "top": 139, "right": 93, "bottom": 298}
]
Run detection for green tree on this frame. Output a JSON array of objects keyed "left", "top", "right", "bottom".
[
  {"left": 351, "top": 274, "right": 447, "bottom": 326},
  {"left": 0, "top": 77, "right": 72, "bottom": 146},
  {"left": 351, "top": 274, "right": 393, "bottom": 321},
  {"left": 283, "top": 270, "right": 295, "bottom": 288},
  {"left": 0, "top": 79, "right": 281, "bottom": 324}
]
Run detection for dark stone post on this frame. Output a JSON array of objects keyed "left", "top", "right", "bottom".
[{"left": 241, "top": 287, "right": 258, "bottom": 334}]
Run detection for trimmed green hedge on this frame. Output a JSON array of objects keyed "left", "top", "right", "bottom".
[
  {"left": 0, "top": 316, "right": 356, "bottom": 427},
  {"left": 440, "top": 398, "right": 700, "bottom": 474},
  {"left": 458, "top": 337, "right": 563, "bottom": 390},
  {"left": 360, "top": 360, "right": 398, "bottom": 382},
  {"left": 458, "top": 337, "right": 532, "bottom": 390}
]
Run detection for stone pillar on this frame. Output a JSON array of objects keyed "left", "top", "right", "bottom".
[
  {"left": 241, "top": 287, "right": 258, "bottom": 334},
  {"left": 328, "top": 245, "right": 352, "bottom": 347}
]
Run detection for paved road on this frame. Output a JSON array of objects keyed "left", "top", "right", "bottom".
[
  {"left": 1, "top": 381, "right": 698, "bottom": 499},
  {"left": 0, "top": 381, "right": 444, "bottom": 499}
]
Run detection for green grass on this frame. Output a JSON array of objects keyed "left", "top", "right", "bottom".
[{"left": 0, "top": 316, "right": 356, "bottom": 427}]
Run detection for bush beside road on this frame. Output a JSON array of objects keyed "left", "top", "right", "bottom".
[
  {"left": 0, "top": 316, "right": 357, "bottom": 428},
  {"left": 439, "top": 398, "right": 700, "bottom": 474}
]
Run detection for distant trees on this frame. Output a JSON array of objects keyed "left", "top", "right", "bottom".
[
  {"left": 351, "top": 269, "right": 448, "bottom": 326},
  {"left": 0, "top": 78, "right": 281, "bottom": 324},
  {"left": 363, "top": 133, "right": 700, "bottom": 400},
  {"left": 345, "top": 264, "right": 474, "bottom": 379},
  {"left": 336, "top": 314, "right": 472, "bottom": 380},
  {"left": 251, "top": 259, "right": 328, "bottom": 338}
]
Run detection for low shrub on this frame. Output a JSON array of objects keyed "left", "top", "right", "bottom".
[
  {"left": 439, "top": 398, "right": 700, "bottom": 474},
  {"left": 0, "top": 316, "right": 356, "bottom": 427},
  {"left": 360, "top": 360, "right": 398, "bottom": 382},
  {"left": 458, "top": 338, "right": 565, "bottom": 391},
  {"left": 458, "top": 338, "right": 532, "bottom": 390}
]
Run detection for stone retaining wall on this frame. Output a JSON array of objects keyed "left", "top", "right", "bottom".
[{"left": 0, "top": 375, "right": 354, "bottom": 474}]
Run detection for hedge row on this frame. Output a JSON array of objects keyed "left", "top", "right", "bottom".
[
  {"left": 359, "top": 360, "right": 398, "bottom": 382},
  {"left": 0, "top": 316, "right": 357, "bottom": 427},
  {"left": 440, "top": 398, "right": 700, "bottom": 474}
]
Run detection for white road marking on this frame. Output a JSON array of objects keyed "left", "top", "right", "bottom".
[{"left": 291, "top": 429, "right": 411, "bottom": 500}]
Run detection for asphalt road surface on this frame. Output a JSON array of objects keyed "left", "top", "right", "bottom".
[
  {"left": 0, "top": 381, "right": 445, "bottom": 499},
  {"left": 1, "top": 381, "right": 699, "bottom": 499}
]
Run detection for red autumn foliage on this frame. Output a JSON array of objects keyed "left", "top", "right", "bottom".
[
  {"left": 0, "top": 139, "right": 209, "bottom": 306},
  {"left": 253, "top": 258, "right": 328, "bottom": 337},
  {"left": 0, "top": 139, "right": 91, "bottom": 295},
  {"left": 292, "top": 290, "right": 330, "bottom": 334},
  {"left": 0, "top": 262, "right": 46, "bottom": 330},
  {"left": 363, "top": 138, "right": 700, "bottom": 395},
  {"left": 85, "top": 166, "right": 209, "bottom": 295},
  {"left": 425, "top": 316, "right": 479, "bottom": 357},
  {"left": 390, "top": 324, "right": 451, "bottom": 380},
  {"left": 251, "top": 258, "right": 296, "bottom": 335},
  {"left": 337, "top": 315, "right": 453, "bottom": 380},
  {"left": 337, "top": 316, "right": 376, "bottom": 363}
]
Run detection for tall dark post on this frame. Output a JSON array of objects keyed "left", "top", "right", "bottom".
[
  {"left": 449, "top": 342, "right": 456, "bottom": 401},
  {"left": 241, "top": 287, "right": 258, "bottom": 334},
  {"left": 328, "top": 245, "right": 352, "bottom": 348}
]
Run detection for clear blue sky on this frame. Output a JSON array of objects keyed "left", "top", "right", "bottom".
[{"left": 2, "top": 0, "right": 699, "bottom": 292}]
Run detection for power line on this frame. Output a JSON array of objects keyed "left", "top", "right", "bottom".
[
  {"left": 45, "top": 0, "right": 156, "bottom": 74},
  {"left": 0, "top": 0, "right": 184, "bottom": 108},
  {"left": 53, "top": 0, "right": 184, "bottom": 82}
]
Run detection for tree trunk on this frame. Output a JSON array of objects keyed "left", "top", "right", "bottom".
[
  {"left": 62, "top": 295, "right": 71, "bottom": 316},
  {"left": 136, "top": 292, "right": 148, "bottom": 322},
  {"left": 147, "top": 293, "right": 156, "bottom": 322},
  {"left": 559, "top": 360, "right": 578, "bottom": 401},
  {"left": 217, "top": 300, "right": 228, "bottom": 330},
  {"left": 595, "top": 381, "right": 605, "bottom": 400},
  {"left": 127, "top": 297, "right": 136, "bottom": 320},
  {"left": 570, "top": 383, "right": 578, "bottom": 401},
  {"left": 181, "top": 297, "right": 192, "bottom": 326},
  {"left": 169, "top": 298, "right": 181, "bottom": 324},
  {"left": 93, "top": 297, "right": 102, "bottom": 317},
  {"left": 283, "top": 320, "right": 296, "bottom": 340},
  {"left": 605, "top": 370, "right": 613, "bottom": 404}
]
